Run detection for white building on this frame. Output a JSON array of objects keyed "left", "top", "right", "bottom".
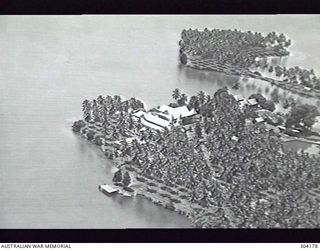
[
  {"left": 143, "top": 113, "right": 170, "bottom": 128},
  {"left": 157, "top": 105, "right": 197, "bottom": 122},
  {"left": 132, "top": 110, "right": 146, "bottom": 120},
  {"left": 303, "top": 86, "right": 312, "bottom": 91},
  {"left": 131, "top": 110, "right": 166, "bottom": 131},
  {"left": 238, "top": 98, "right": 259, "bottom": 110},
  {"left": 254, "top": 117, "right": 265, "bottom": 123},
  {"left": 239, "top": 99, "right": 249, "bottom": 109},
  {"left": 247, "top": 98, "right": 258, "bottom": 106},
  {"left": 131, "top": 105, "right": 197, "bottom": 131},
  {"left": 277, "top": 125, "right": 286, "bottom": 131},
  {"left": 234, "top": 95, "right": 245, "bottom": 102}
]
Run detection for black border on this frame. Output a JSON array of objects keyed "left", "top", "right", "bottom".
[
  {"left": 0, "top": 0, "right": 320, "bottom": 14},
  {"left": 1, "top": 0, "right": 320, "bottom": 244},
  {"left": 0, "top": 229, "right": 320, "bottom": 243}
]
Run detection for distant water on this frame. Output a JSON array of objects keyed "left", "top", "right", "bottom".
[
  {"left": 283, "top": 140, "right": 320, "bottom": 155},
  {"left": 0, "top": 15, "right": 319, "bottom": 228}
]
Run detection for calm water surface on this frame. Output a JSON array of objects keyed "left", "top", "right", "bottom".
[{"left": 0, "top": 15, "right": 319, "bottom": 228}]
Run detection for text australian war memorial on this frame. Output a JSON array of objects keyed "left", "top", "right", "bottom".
[{"left": 73, "top": 28, "right": 320, "bottom": 228}]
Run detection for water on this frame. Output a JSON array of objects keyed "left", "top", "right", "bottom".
[
  {"left": 1, "top": 15, "right": 320, "bottom": 228},
  {"left": 283, "top": 140, "right": 320, "bottom": 155}
]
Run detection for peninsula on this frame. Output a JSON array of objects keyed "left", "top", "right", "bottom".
[
  {"left": 179, "top": 29, "right": 320, "bottom": 99},
  {"left": 73, "top": 88, "right": 320, "bottom": 228}
]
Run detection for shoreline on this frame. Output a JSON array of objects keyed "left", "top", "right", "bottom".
[
  {"left": 72, "top": 85, "right": 320, "bottom": 228},
  {"left": 74, "top": 121, "right": 202, "bottom": 223},
  {"left": 180, "top": 52, "right": 320, "bottom": 100},
  {"left": 73, "top": 116, "right": 320, "bottom": 226}
]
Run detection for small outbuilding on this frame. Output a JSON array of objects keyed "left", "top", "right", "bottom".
[
  {"left": 254, "top": 117, "right": 265, "bottom": 123},
  {"left": 234, "top": 95, "right": 245, "bottom": 102},
  {"left": 247, "top": 98, "right": 259, "bottom": 106}
]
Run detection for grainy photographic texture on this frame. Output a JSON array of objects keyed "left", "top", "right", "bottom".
[{"left": 1, "top": 15, "right": 320, "bottom": 229}]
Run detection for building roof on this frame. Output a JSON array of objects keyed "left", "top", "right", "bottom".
[
  {"left": 256, "top": 109, "right": 279, "bottom": 123},
  {"left": 248, "top": 98, "right": 258, "bottom": 106},
  {"left": 239, "top": 99, "right": 249, "bottom": 108},
  {"left": 277, "top": 125, "right": 286, "bottom": 130},
  {"left": 144, "top": 113, "right": 170, "bottom": 127},
  {"left": 231, "top": 136, "right": 239, "bottom": 141},
  {"left": 141, "top": 120, "right": 164, "bottom": 131},
  {"left": 132, "top": 110, "right": 146, "bottom": 118},
  {"left": 157, "top": 113, "right": 171, "bottom": 121},
  {"left": 255, "top": 117, "right": 265, "bottom": 123},
  {"left": 100, "top": 184, "right": 118, "bottom": 193},
  {"left": 141, "top": 114, "right": 167, "bottom": 131},
  {"left": 234, "top": 95, "right": 245, "bottom": 102},
  {"left": 291, "top": 129, "right": 300, "bottom": 133},
  {"left": 157, "top": 105, "right": 196, "bottom": 119}
]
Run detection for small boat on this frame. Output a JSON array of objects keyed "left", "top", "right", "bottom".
[{"left": 99, "top": 184, "right": 119, "bottom": 196}]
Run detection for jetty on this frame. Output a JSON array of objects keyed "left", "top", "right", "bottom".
[
  {"left": 99, "top": 184, "right": 119, "bottom": 196},
  {"left": 99, "top": 184, "right": 135, "bottom": 197}
]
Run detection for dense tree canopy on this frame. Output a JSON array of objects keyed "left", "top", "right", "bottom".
[
  {"left": 285, "top": 104, "right": 320, "bottom": 130},
  {"left": 113, "top": 169, "right": 123, "bottom": 183},
  {"left": 75, "top": 88, "right": 320, "bottom": 228},
  {"left": 180, "top": 28, "right": 290, "bottom": 69},
  {"left": 123, "top": 172, "right": 131, "bottom": 187},
  {"left": 249, "top": 93, "right": 276, "bottom": 112}
]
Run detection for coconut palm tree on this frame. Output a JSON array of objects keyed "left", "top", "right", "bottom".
[
  {"left": 113, "top": 95, "right": 122, "bottom": 109},
  {"left": 172, "top": 88, "right": 182, "bottom": 101},
  {"left": 178, "top": 93, "right": 188, "bottom": 106},
  {"left": 113, "top": 169, "right": 123, "bottom": 183},
  {"left": 188, "top": 95, "right": 200, "bottom": 111},
  {"left": 197, "top": 91, "right": 206, "bottom": 105},
  {"left": 270, "top": 88, "right": 280, "bottom": 103},
  {"left": 97, "top": 95, "right": 104, "bottom": 106},
  {"left": 82, "top": 99, "right": 91, "bottom": 122}
]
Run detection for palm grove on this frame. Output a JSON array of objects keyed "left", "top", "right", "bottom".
[{"left": 73, "top": 88, "right": 320, "bottom": 228}]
